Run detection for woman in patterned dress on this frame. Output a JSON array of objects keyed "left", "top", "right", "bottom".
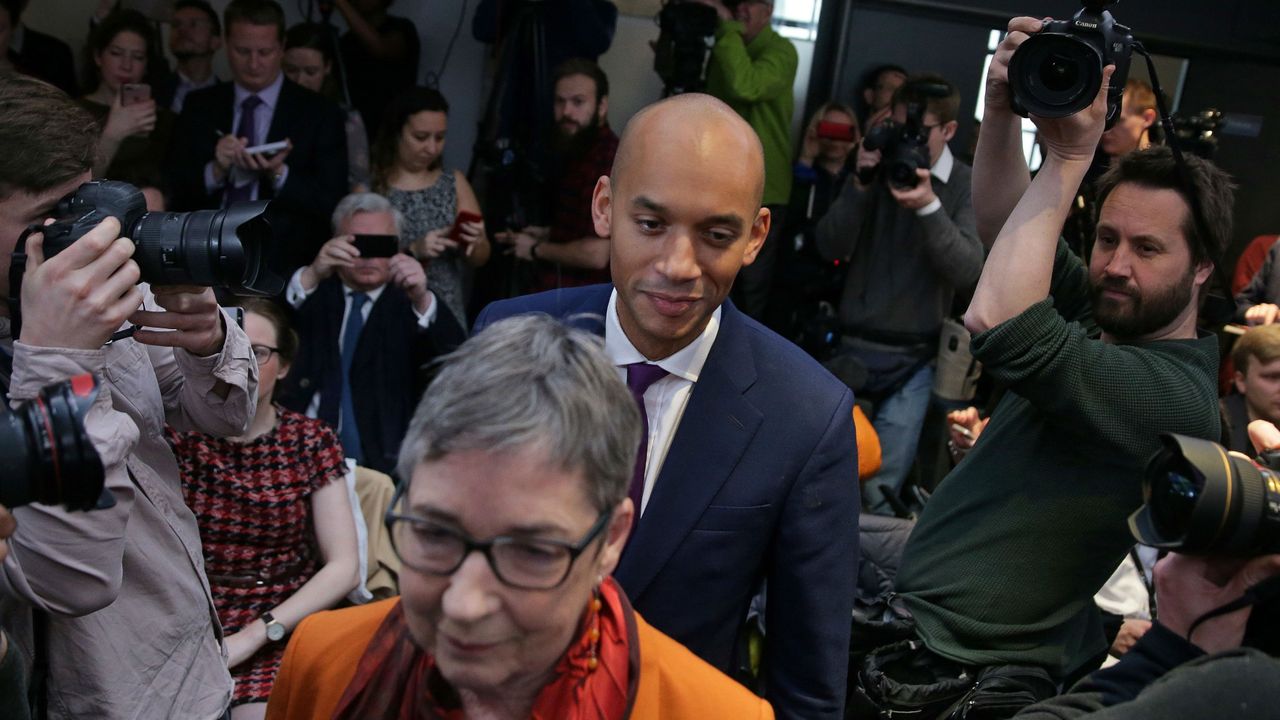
[
  {"left": 372, "top": 86, "right": 489, "bottom": 324},
  {"left": 169, "top": 299, "right": 360, "bottom": 720}
]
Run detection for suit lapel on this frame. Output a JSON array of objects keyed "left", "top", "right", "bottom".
[
  {"left": 266, "top": 80, "right": 293, "bottom": 143},
  {"left": 615, "top": 303, "right": 762, "bottom": 600}
]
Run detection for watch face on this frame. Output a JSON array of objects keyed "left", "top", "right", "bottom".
[{"left": 266, "top": 622, "right": 285, "bottom": 642}]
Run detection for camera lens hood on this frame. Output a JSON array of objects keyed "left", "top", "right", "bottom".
[{"left": 1008, "top": 32, "right": 1104, "bottom": 119}]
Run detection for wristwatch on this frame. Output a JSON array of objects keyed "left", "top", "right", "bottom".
[{"left": 261, "top": 612, "right": 286, "bottom": 643}]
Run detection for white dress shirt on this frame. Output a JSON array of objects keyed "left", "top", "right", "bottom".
[
  {"left": 203, "top": 72, "right": 290, "bottom": 198},
  {"left": 285, "top": 267, "right": 437, "bottom": 418},
  {"left": 604, "top": 289, "right": 720, "bottom": 515}
]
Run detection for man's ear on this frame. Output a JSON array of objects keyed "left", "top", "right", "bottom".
[
  {"left": 740, "top": 207, "right": 770, "bottom": 267},
  {"left": 591, "top": 176, "right": 613, "bottom": 240},
  {"left": 598, "top": 96, "right": 609, "bottom": 124},
  {"left": 941, "top": 120, "right": 958, "bottom": 142},
  {"left": 1235, "top": 370, "right": 1248, "bottom": 396},
  {"left": 276, "top": 361, "right": 290, "bottom": 381},
  {"left": 1141, "top": 108, "right": 1157, "bottom": 131},
  {"left": 1194, "top": 259, "right": 1214, "bottom": 288}
]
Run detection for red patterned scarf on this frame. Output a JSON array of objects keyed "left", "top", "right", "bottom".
[{"left": 332, "top": 577, "right": 638, "bottom": 720}]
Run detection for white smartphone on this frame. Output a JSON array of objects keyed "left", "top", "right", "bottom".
[{"left": 244, "top": 139, "right": 290, "bottom": 157}]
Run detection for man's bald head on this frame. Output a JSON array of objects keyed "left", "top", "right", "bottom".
[{"left": 612, "top": 94, "right": 766, "bottom": 208}]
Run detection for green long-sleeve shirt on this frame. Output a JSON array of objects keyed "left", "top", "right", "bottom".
[
  {"left": 705, "top": 20, "right": 797, "bottom": 206},
  {"left": 896, "top": 240, "right": 1220, "bottom": 675}
]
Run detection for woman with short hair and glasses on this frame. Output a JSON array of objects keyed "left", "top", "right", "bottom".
[
  {"left": 265, "top": 315, "right": 772, "bottom": 719},
  {"left": 168, "top": 298, "right": 360, "bottom": 720}
]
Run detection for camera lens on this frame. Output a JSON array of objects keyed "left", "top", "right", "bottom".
[
  {"left": 1007, "top": 33, "right": 1103, "bottom": 119},
  {"left": 1131, "top": 434, "right": 1280, "bottom": 556},
  {"left": 130, "top": 201, "right": 282, "bottom": 296},
  {"left": 0, "top": 375, "right": 106, "bottom": 511},
  {"left": 1039, "top": 54, "right": 1081, "bottom": 93},
  {"left": 1149, "top": 467, "right": 1203, "bottom": 541}
]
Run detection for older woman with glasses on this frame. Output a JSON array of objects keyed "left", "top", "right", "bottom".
[
  {"left": 169, "top": 298, "right": 360, "bottom": 720},
  {"left": 265, "top": 315, "right": 772, "bottom": 719}
]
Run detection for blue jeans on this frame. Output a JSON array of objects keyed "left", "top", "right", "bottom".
[{"left": 865, "top": 363, "right": 935, "bottom": 515}]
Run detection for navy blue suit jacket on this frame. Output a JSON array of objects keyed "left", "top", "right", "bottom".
[{"left": 475, "top": 285, "right": 859, "bottom": 720}]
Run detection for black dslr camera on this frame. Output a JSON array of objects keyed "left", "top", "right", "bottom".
[
  {"left": 654, "top": 0, "right": 720, "bottom": 95},
  {"left": 34, "top": 181, "right": 282, "bottom": 295},
  {"left": 0, "top": 374, "right": 107, "bottom": 511},
  {"left": 858, "top": 80, "right": 951, "bottom": 190},
  {"left": 1007, "top": 0, "right": 1134, "bottom": 128}
]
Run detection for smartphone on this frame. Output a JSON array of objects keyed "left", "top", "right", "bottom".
[
  {"left": 816, "top": 121, "right": 857, "bottom": 142},
  {"left": 351, "top": 234, "right": 400, "bottom": 258},
  {"left": 448, "top": 210, "right": 484, "bottom": 245},
  {"left": 121, "top": 83, "right": 151, "bottom": 106},
  {"left": 244, "top": 139, "right": 290, "bottom": 158},
  {"left": 950, "top": 423, "right": 975, "bottom": 440}
]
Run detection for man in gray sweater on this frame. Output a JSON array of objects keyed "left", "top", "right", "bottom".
[{"left": 816, "top": 73, "right": 981, "bottom": 514}]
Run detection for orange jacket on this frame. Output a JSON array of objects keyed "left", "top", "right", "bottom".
[{"left": 265, "top": 598, "right": 774, "bottom": 720}]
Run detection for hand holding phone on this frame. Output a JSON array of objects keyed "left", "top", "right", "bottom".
[
  {"left": 121, "top": 83, "right": 151, "bottom": 107},
  {"left": 243, "top": 139, "right": 291, "bottom": 159},
  {"left": 448, "top": 210, "right": 484, "bottom": 245}
]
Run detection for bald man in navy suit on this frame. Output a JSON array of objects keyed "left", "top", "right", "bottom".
[{"left": 475, "top": 94, "right": 859, "bottom": 720}]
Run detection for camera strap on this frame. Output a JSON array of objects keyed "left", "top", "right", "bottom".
[
  {"left": 1133, "top": 43, "right": 1235, "bottom": 325},
  {"left": 7, "top": 224, "right": 43, "bottom": 342},
  {"left": 1186, "top": 573, "right": 1280, "bottom": 646}
]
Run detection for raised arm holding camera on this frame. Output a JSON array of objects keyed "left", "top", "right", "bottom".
[{"left": 0, "top": 74, "right": 257, "bottom": 720}]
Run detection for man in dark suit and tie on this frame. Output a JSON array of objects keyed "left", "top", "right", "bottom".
[
  {"left": 474, "top": 94, "right": 859, "bottom": 720},
  {"left": 279, "top": 192, "right": 464, "bottom": 475},
  {"left": 164, "top": 0, "right": 347, "bottom": 271}
]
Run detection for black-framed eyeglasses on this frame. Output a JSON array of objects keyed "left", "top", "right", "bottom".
[
  {"left": 385, "top": 484, "right": 612, "bottom": 590},
  {"left": 251, "top": 344, "right": 279, "bottom": 364}
]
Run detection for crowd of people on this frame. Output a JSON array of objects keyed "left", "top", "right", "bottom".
[{"left": 0, "top": 1, "right": 1278, "bottom": 719}]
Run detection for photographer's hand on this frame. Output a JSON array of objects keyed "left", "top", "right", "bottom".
[
  {"left": 1244, "top": 303, "right": 1280, "bottom": 327},
  {"left": 889, "top": 169, "right": 939, "bottom": 211},
  {"left": 0, "top": 505, "right": 14, "bottom": 564},
  {"left": 20, "top": 218, "right": 144, "bottom": 350},
  {"left": 985, "top": 16, "right": 1045, "bottom": 118},
  {"left": 1033, "top": 65, "right": 1116, "bottom": 163},
  {"left": 1155, "top": 553, "right": 1280, "bottom": 654},
  {"left": 129, "top": 286, "right": 226, "bottom": 357},
  {"left": 299, "top": 235, "right": 359, "bottom": 292}
]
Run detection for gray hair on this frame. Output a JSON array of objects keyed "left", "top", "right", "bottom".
[
  {"left": 397, "top": 314, "right": 642, "bottom": 514},
  {"left": 331, "top": 192, "right": 404, "bottom": 235}
]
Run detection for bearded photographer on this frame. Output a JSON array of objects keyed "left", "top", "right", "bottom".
[
  {"left": 867, "top": 14, "right": 1230, "bottom": 711},
  {"left": 1016, "top": 419, "right": 1280, "bottom": 719},
  {"left": 0, "top": 75, "right": 256, "bottom": 719}
]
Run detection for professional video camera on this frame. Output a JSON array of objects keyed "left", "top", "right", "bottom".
[
  {"left": 0, "top": 374, "right": 106, "bottom": 511},
  {"left": 37, "top": 181, "right": 281, "bottom": 294},
  {"left": 1131, "top": 433, "right": 1280, "bottom": 652},
  {"left": 653, "top": 0, "right": 721, "bottom": 96},
  {"left": 1007, "top": 0, "right": 1134, "bottom": 128},
  {"left": 1171, "top": 109, "right": 1224, "bottom": 160}
]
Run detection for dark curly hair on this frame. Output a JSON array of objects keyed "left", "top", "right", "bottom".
[{"left": 370, "top": 86, "right": 450, "bottom": 193}]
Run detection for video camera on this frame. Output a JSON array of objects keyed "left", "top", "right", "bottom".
[
  {"left": 1171, "top": 109, "right": 1224, "bottom": 160},
  {"left": 0, "top": 374, "right": 107, "bottom": 512},
  {"left": 1007, "top": 0, "right": 1134, "bottom": 128},
  {"left": 653, "top": 0, "right": 720, "bottom": 96}
]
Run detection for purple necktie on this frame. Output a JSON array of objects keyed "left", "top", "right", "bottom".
[
  {"left": 225, "top": 94, "right": 263, "bottom": 205},
  {"left": 625, "top": 362, "right": 669, "bottom": 528}
]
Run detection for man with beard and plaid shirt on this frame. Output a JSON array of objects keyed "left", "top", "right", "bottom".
[
  {"left": 886, "top": 17, "right": 1234, "bottom": 693},
  {"left": 496, "top": 59, "right": 619, "bottom": 292}
]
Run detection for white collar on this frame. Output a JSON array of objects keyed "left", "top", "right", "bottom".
[
  {"left": 344, "top": 283, "right": 385, "bottom": 305},
  {"left": 604, "top": 289, "right": 719, "bottom": 383},
  {"left": 931, "top": 144, "right": 955, "bottom": 184},
  {"left": 233, "top": 72, "right": 284, "bottom": 110}
]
